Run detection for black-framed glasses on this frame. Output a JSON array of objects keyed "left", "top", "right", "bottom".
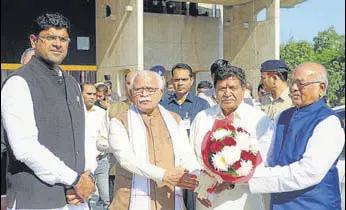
[
  {"left": 291, "top": 81, "right": 323, "bottom": 89},
  {"left": 37, "top": 35, "right": 70, "bottom": 43}
]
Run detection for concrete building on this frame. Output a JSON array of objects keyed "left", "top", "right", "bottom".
[
  {"left": 96, "top": 0, "right": 306, "bottom": 97},
  {"left": 1, "top": 0, "right": 306, "bottom": 98}
]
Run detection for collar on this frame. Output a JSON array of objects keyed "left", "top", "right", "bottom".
[
  {"left": 295, "top": 97, "right": 327, "bottom": 113},
  {"left": 29, "top": 56, "right": 61, "bottom": 76},
  {"left": 268, "top": 87, "right": 290, "bottom": 102},
  {"left": 169, "top": 92, "right": 194, "bottom": 104},
  {"left": 214, "top": 104, "right": 242, "bottom": 121},
  {"left": 139, "top": 106, "right": 161, "bottom": 118}
]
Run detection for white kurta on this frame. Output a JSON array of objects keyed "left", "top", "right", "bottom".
[{"left": 190, "top": 103, "right": 273, "bottom": 210}]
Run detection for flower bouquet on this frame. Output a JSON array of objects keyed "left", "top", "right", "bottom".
[{"left": 194, "top": 119, "right": 262, "bottom": 200}]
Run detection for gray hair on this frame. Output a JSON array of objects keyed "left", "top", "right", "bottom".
[
  {"left": 130, "top": 70, "right": 164, "bottom": 92},
  {"left": 20, "top": 48, "right": 35, "bottom": 64}
]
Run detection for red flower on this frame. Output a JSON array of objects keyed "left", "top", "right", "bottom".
[
  {"left": 228, "top": 125, "right": 236, "bottom": 132},
  {"left": 237, "top": 127, "right": 244, "bottom": 133},
  {"left": 210, "top": 141, "right": 223, "bottom": 153},
  {"left": 241, "top": 151, "right": 257, "bottom": 164},
  {"left": 232, "top": 160, "right": 242, "bottom": 170},
  {"left": 223, "top": 137, "right": 237, "bottom": 146}
]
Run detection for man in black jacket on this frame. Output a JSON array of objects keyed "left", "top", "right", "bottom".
[{"left": 1, "top": 12, "right": 95, "bottom": 209}]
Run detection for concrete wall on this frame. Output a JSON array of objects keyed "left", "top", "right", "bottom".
[
  {"left": 224, "top": 0, "right": 280, "bottom": 96},
  {"left": 144, "top": 13, "right": 221, "bottom": 71},
  {"left": 96, "top": 1, "right": 222, "bottom": 97},
  {"left": 96, "top": 0, "right": 143, "bottom": 96}
]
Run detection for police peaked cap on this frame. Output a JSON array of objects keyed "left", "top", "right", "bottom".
[{"left": 260, "top": 60, "right": 290, "bottom": 73}]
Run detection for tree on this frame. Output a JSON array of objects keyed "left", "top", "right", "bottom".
[{"left": 280, "top": 26, "right": 345, "bottom": 107}]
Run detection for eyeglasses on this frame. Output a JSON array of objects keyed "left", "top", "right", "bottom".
[
  {"left": 37, "top": 35, "right": 70, "bottom": 43},
  {"left": 133, "top": 87, "right": 159, "bottom": 94},
  {"left": 290, "top": 80, "right": 323, "bottom": 89}
]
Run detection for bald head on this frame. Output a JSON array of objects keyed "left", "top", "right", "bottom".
[
  {"left": 295, "top": 62, "right": 328, "bottom": 89},
  {"left": 291, "top": 62, "right": 328, "bottom": 108}
]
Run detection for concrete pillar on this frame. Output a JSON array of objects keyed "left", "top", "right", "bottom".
[
  {"left": 96, "top": 0, "right": 143, "bottom": 97},
  {"left": 223, "top": 0, "right": 280, "bottom": 98},
  {"left": 268, "top": 0, "right": 280, "bottom": 59}
]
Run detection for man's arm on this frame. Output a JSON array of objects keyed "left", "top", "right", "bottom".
[
  {"left": 249, "top": 115, "right": 345, "bottom": 193},
  {"left": 108, "top": 118, "right": 166, "bottom": 183},
  {"left": 1, "top": 76, "right": 78, "bottom": 186},
  {"left": 95, "top": 109, "right": 111, "bottom": 153}
]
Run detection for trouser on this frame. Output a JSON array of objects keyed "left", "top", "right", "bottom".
[
  {"left": 183, "top": 189, "right": 196, "bottom": 210},
  {"left": 108, "top": 175, "right": 115, "bottom": 203},
  {"left": 95, "top": 154, "right": 110, "bottom": 205}
]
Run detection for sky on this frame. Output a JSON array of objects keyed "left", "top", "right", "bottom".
[{"left": 279, "top": 0, "right": 345, "bottom": 44}]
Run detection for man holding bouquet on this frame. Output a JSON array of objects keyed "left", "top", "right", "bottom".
[
  {"left": 248, "top": 62, "right": 345, "bottom": 210},
  {"left": 190, "top": 64, "right": 273, "bottom": 210}
]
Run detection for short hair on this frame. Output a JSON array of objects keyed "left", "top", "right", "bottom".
[
  {"left": 257, "top": 83, "right": 265, "bottom": 92},
  {"left": 214, "top": 65, "right": 246, "bottom": 88},
  {"left": 197, "top": 81, "right": 213, "bottom": 89},
  {"left": 164, "top": 70, "right": 173, "bottom": 86},
  {"left": 210, "top": 59, "right": 230, "bottom": 75},
  {"left": 276, "top": 71, "right": 288, "bottom": 82},
  {"left": 96, "top": 84, "right": 108, "bottom": 94},
  {"left": 80, "top": 82, "right": 95, "bottom": 92},
  {"left": 20, "top": 48, "right": 34, "bottom": 64},
  {"left": 171, "top": 63, "right": 193, "bottom": 77},
  {"left": 31, "top": 12, "right": 71, "bottom": 36},
  {"left": 130, "top": 71, "right": 164, "bottom": 91}
]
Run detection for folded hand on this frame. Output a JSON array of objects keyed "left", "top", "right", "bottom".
[
  {"left": 66, "top": 189, "right": 83, "bottom": 206},
  {"left": 73, "top": 170, "right": 96, "bottom": 201},
  {"left": 214, "top": 182, "right": 234, "bottom": 194},
  {"left": 163, "top": 168, "right": 199, "bottom": 190},
  {"left": 197, "top": 195, "right": 212, "bottom": 208}
]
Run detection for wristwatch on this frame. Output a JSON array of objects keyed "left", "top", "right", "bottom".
[{"left": 89, "top": 173, "right": 96, "bottom": 184}]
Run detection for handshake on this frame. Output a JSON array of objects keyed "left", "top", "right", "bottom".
[{"left": 65, "top": 169, "right": 96, "bottom": 206}]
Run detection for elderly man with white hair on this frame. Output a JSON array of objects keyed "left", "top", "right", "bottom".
[
  {"left": 107, "top": 70, "right": 201, "bottom": 210},
  {"left": 248, "top": 62, "right": 345, "bottom": 210}
]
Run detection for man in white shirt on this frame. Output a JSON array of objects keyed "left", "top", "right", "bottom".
[
  {"left": 249, "top": 62, "right": 345, "bottom": 210},
  {"left": 190, "top": 64, "right": 273, "bottom": 210},
  {"left": 81, "top": 83, "right": 110, "bottom": 209},
  {"left": 1, "top": 12, "right": 95, "bottom": 209}
]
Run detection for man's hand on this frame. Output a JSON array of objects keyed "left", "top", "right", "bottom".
[
  {"left": 214, "top": 182, "right": 234, "bottom": 194},
  {"left": 197, "top": 195, "right": 212, "bottom": 208},
  {"left": 163, "top": 168, "right": 198, "bottom": 190},
  {"left": 73, "top": 170, "right": 96, "bottom": 201},
  {"left": 66, "top": 189, "right": 83, "bottom": 206}
]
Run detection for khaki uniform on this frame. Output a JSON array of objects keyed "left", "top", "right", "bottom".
[
  {"left": 261, "top": 87, "right": 292, "bottom": 120},
  {"left": 109, "top": 108, "right": 183, "bottom": 210}
]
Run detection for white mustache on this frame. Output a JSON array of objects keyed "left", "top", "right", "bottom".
[{"left": 139, "top": 97, "right": 151, "bottom": 102}]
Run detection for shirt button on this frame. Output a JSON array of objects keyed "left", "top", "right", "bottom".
[{"left": 156, "top": 159, "right": 160, "bottom": 163}]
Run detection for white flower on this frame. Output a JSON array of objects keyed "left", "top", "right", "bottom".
[
  {"left": 236, "top": 133, "right": 250, "bottom": 151},
  {"left": 221, "top": 146, "right": 241, "bottom": 166},
  {"left": 212, "top": 129, "right": 231, "bottom": 141},
  {"left": 248, "top": 137, "right": 259, "bottom": 154},
  {"left": 211, "top": 152, "right": 229, "bottom": 172},
  {"left": 235, "top": 160, "right": 253, "bottom": 176}
]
